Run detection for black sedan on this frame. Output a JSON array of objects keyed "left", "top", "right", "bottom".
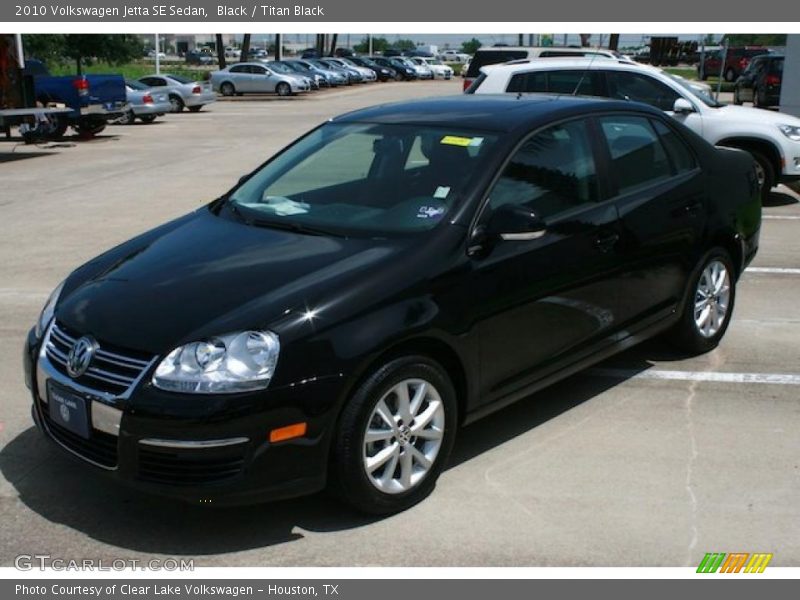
[
  {"left": 372, "top": 56, "right": 417, "bottom": 81},
  {"left": 24, "top": 96, "right": 760, "bottom": 514},
  {"left": 348, "top": 56, "right": 397, "bottom": 81}
]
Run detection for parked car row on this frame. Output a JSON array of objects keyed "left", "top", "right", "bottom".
[{"left": 207, "top": 55, "right": 455, "bottom": 98}]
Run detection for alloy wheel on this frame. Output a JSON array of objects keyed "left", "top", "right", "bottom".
[
  {"left": 362, "top": 378, "right": 445, "bottom": 494},
  {"left": 694, "top": 260, "right": 731, "bottom": 338}
]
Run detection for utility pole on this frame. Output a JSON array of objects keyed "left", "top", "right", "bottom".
[{"left": 155, "top": 33, "right": 161, "bottom": 74}]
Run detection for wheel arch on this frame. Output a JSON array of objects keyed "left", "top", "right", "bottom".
[
  {"left": 716, "top": 136, "right": 782, "bottom": 179},
  {"left": 343, "top": 336, "right": 471, "bottom": 428}
]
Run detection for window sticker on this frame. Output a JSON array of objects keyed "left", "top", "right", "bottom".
[
  {"left": 440, "top": 135, "right": 484, "bottom": 148},
  {"left": 433, "top": 186, "right": 451, "bottom": 199},
  {"left": 417, "top": 205, "right": 446, "bottom": 219}
]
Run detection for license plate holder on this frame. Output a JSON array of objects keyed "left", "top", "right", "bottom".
[{"left": 47, "top": 381, "right": 90, "bottom": 439}]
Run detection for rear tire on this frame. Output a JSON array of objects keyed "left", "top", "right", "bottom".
[
  {"left": 188, "top": 105, "right": 202, "bottom": 112},
  {"left": 330, "top": 356, "right": 457, "bottom": 515},
  {"left": 220, "top": 82, "right": 235, "bottom": 96},
  {"left": 74, "top": 117, "right": 106, "bottom": 137},
  {"left": 724, "top": 67, "right": 736, "bottom": 82},
  {"left": 116, "top": 109, "right": 135, "bottom": 125},
  {"left": 667, "top": 248, "right": 736, "bottom": 355},
  {"left": 139, "top": 115, "right": 157, "bottom": 124}
]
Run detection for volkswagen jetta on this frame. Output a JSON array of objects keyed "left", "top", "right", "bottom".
[{"left": 24, "top": 95, "right": 760, "bottom": 514}]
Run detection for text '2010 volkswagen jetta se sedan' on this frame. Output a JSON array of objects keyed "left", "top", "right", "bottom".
[{"left": 23, "top": 95, "right": 761, "bottom": 514}]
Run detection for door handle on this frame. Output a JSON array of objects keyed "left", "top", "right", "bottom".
[
  {"left": 683, "top": 199, "right": 703, "bottom": 216},
  {"left": 594, "top": 232, "right": 620, "bottom": 253}
]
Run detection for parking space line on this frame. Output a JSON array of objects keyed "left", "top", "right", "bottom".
[
  {"left": 763, "top": 215, "right": 800, "bottom": 220},
  {"left": 587, "top": 367, "right": 800, "bottom": 385},
  {"left": 745, "top": 267, "right": 800, "bottom": 275}
]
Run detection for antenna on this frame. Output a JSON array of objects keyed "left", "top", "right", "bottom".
[{"left": 571, "top": 33, "right": 604, "bottom": 96}]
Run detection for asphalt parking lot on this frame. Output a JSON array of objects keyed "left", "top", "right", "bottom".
[{"left": 1, "top": 78, "right": 799, "bottom": 567}]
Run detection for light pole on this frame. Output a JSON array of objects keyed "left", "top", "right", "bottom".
[{"left": 155, "top": 33, "right": 161, "bottom": 75}]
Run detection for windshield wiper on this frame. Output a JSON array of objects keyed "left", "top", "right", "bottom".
[{"left": 247, "top": 216, "right": 345, "bottom": 238}]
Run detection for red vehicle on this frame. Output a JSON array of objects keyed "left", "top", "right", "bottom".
[{"left": 699, "top": 46, "right": 770, "bottom": 82}]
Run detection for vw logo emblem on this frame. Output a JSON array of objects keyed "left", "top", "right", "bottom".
[
  {"left": 66, "top": 336, "right": 97, "bottom": 378},
  {"left": 59, "top": 403, "right": 71, "bottom": 423}
]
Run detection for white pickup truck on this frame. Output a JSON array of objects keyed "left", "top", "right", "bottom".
[{"left": 469, "top": 58, "right": 800, "bottom": 199}]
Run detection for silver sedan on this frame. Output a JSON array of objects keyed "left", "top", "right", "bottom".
[
  {"left": 210, "top": 62, "right": 312, "bottom": 97},
  {"left": 116, "top": 79, "right": 171, "bottom": 124},
  {"left": 137, "top": 73, "right": 216, "bottom": 112}
]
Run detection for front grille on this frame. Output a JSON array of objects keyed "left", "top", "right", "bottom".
[
  {"left": 40, "top": 405, "right": 118, "bottom": 468},
  {"left": 137, "top": 446, "right": 247, "bottom": 486},
  {"left": 45, "top": 322, "right": 154, "bottom": 396}
]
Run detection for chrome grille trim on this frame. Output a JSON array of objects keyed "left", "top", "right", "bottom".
[{"left": 42, "top": 321, "right": 158, "bottom": 399}]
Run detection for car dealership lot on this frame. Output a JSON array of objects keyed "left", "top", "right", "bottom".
[{"left": 1, "top": 79, "right": 799, "bottom": 566}]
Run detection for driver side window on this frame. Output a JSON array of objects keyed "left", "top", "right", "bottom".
[{"left": 488, "top": 119, "right": 599, "bottom": 222}]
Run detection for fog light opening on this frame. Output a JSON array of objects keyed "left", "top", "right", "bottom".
[{"left": 269, "top": 422, "right": 307, "bottom": 443}]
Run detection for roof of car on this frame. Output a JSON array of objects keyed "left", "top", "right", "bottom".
[
  {"left": 481, "top": 57, "right": 645, "bottom": 75},
  {"left": 332, "top": 94, "right": 661, "bottom": 133}
]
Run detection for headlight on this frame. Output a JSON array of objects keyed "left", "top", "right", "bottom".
[
  {"left": 152, "top": 330, "right": 280, "bottom": 394},
  {"left": 778, "top": 124, "right": 800, "bottom": 142},
  {"left": 35, "top": 281, "right": 64, "bottom": 338}
]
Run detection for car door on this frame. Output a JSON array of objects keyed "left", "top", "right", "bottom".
[
  {"left": 252, "top": 65, "right": 278, "bottom": 92},
  {"left": 469, "top": 117, "right": 623, "bottom": 406},
  {"left": 228, "top": 65, "right": 252, "bottom": 92},
  {"left": 596, "top": 113, "right": 708, "bottom": 332}
]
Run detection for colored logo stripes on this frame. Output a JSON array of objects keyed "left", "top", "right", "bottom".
[{"left": 697, "top": 552, "right": 773, "bottom": 573}]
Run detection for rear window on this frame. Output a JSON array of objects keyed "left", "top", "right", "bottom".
[{"left": 466, "top": 50, "right": 528, "bottom": 78}]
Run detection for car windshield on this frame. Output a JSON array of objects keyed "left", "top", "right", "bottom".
[
  {"left": 168, "top": 74, "right": 193, "bottom": 84},
  {"left": 270, "top": 62, "right": 294, "bottom": 74},
  {"left": 663, "top": 72, "right": 723, "bottom": 107},
  {"left": 227, "top": 123, "right": 499, "bottom": 236},
  {"left": 427, "top": 59, "right": 443, "bottom": 65}
]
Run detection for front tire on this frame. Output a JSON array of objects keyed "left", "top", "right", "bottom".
[
  {"left": 667, "top": 249, "right": 736, "bottom": 354},
  {"left": 330, "top": 356, "right": 457, "bottom": 515},
  {"left": 750, "top": 149, "right": 775, "bottom": 202},
  {"left": 276, "top": 82, "right": 291, "bottom": 97}
]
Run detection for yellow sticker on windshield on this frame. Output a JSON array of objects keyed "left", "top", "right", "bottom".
[{"left": 441, "top": 135, "right": 484, "bottom": 147}]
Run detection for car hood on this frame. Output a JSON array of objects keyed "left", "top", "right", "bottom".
[
  {"left": 712, "top": 103, "right": 800, "bottom": 127},
  {"left": 56, "top": 208, "right": 411, "bottom": 354}
]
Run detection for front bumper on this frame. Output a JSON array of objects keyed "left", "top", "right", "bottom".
[{"left": 24, "top": 327, "right": 345, "bottom": 505}]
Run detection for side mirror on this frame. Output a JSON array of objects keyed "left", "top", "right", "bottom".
[
  {"left": 487, "top": 204, "right": 547, "bottom": 241},
  {"left": 673, "top": 98, "right": 695, "bottom": 114}
]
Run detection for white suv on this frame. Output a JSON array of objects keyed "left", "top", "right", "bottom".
[{"left": 469, "top": 58, "right": 800, "bottom": 198}]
